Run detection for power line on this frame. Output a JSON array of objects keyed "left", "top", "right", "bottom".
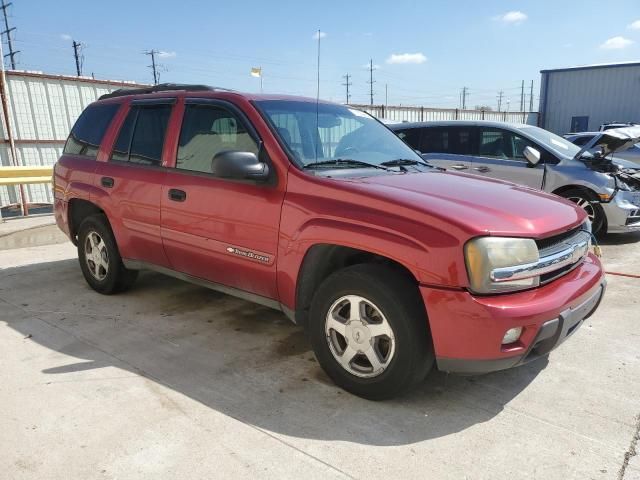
[
  {"left": 0, "top": 1, "right": 18, "bottom": 69},
  {"left": 72, "top": 40, "right": 84, "bottom": 76},
  {"left": 367, "top": 59, "right": 374, "bottom": 105},
  {"left": 342, "top": 73, "right": 351, "bottom": 104}
]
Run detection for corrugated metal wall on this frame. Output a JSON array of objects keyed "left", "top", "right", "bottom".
[
  {"left": 352, "top": 104, "right": 539, "bottom": 125},
  {"left": 0, "top": 72, "right": 142, "bottom": 206},
  {"left": 539, "top": 63, "right": 640, "bottom": 134}
]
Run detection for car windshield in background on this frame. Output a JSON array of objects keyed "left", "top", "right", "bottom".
[
  {"left": 520, "top": 125, "right": 582, "bottom": 158},
  {"left": 256, "top": 100, "right": 424, "bottom": 168}
]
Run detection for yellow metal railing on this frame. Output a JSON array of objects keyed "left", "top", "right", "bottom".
[{"left": 0, "top": 165, "right": 53, "bottom": 186}]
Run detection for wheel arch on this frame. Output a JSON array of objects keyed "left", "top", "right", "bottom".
[
  {"left": 293, "top": 243, "right": 425, "bottom": 328},
  {"left": 551, "top": 184, "right": 600, "bottom": 201},
  {"left": 67, "top": 198, "right": 106, "bottom": 245}
]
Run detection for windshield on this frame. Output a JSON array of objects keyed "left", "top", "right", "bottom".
[
  {"left": 519, "top": 125, "right": 582, "bottom": 159},
  {"left": 256, "top": 100, "right": 423, "bottom": 167}
]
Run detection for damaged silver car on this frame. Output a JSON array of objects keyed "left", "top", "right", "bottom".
[{"left": 389, "top": 121, "right": 640, "bottom": 235}]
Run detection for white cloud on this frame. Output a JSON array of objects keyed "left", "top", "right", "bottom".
[
  {"left": 157, "top": 51, "right": 176, "bottom": 58},
  {"left": 600, "top": 36, "right": 634, "bottom": 50},
  {"left": 494, "top": 11, "right": 527, "bottom": 25},
  {"left": 312, "top": 31, "right": 326, "bottom": 40},
  {"left": 629, "top": 20, "right": 640, "bottom": 30},
  {"left": 60, "top": 33, "right": 72, "bottom": 41},
  {"left": 386, "top": 52, "right": 427, "bottom": 65}
]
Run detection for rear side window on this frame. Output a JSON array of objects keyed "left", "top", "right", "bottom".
[
  {"left": 420, "top": 128, "right": 449, "bottom": 153},
  {"left": 63, "top": 103, "right": 119, "bottom": 159},
  {"left": 110, "top": 104, "right": 172, "bottom": 166}
]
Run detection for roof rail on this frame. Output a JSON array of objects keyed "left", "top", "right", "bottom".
[{"left": 98, "top": 83, "right": 234, "bottom": 100}]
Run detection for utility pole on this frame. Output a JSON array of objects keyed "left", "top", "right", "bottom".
[
  {"left": 342, "top": 73, "right": 351, "bottom": 104},
  {"left": 385, "top": 83, "right": 388, "bottom": 108},
  {"left": 72, "top": 40, "right": 83, "bottom": 76},
  {"left": 520, "top": 80, "right": 525, "bottom": 111},
  {"left": 144, "top": 49, "right": 159, "bottom": 84},
  {"left": 367, "top": 59, "right": 376, "bottom": 105},
  {"left": 460, "top": 86, "right": 468, "bottom": 110},
  {"left": 529, "top": 80, "right": 534, "bottom": 112},
  {"left": 0, "top": 1, "right": 18, "bottom": 69},
  {"left": 497, "top": 90, "right": 504, "bottom": 112}
]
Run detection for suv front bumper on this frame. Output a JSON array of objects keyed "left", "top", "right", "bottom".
[{"left": 421, "top": 253, "right": 605, "bottom": 375}]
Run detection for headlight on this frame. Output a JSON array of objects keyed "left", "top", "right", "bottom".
[{"left": 465, "top": 237, "right": 540, "bottom": 294}]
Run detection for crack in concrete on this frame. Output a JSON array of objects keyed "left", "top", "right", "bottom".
[{"left": 619, "top": 413, "right": 640, "bottom": 479}]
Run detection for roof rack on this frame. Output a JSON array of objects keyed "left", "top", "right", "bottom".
[{"left": 98, "top": 83, "right": 234, "bottom": 100}]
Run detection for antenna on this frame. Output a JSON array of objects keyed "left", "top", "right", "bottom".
[{"left": 314, "top": 29, "right": 321, "bottom": 163}]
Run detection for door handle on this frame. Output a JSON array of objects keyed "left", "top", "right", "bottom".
[
  {"left": 168, "top": 189, "right": 187, "bottom": 202},
  {"left": 101, "top": 177, "right": 114, "bottom": 188},
  {"left": 473, "top": 166, "right": 491, "bottom": 173},
  {"left": 450, "top": 164, "right": 468, "bottom": 170}
]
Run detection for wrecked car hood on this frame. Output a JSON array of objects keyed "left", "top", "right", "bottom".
[{"left": 575, "top": 126, "right": 640, "bottom": 161}]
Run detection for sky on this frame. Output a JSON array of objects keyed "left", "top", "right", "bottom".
[{"left": 6, "top": 0, "right": 640, "bottom": 109}]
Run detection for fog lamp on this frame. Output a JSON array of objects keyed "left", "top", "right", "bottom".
[{"left": 502, "top": 327, "right": 523, "bottom": 345}]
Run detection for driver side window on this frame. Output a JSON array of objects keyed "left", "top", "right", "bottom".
[
  {"left": 176, "top": 104, "right": 258, "bottom": 175},
  {"left": 478, "top": 128, "right": 533, "bottom": 162}
]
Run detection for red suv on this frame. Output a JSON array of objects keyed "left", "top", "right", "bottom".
[{"left": 54, "top": 84, "right": 606, "bottom": 399}]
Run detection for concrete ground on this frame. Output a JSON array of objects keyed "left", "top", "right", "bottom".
[{"left": 1, "top": 215, "right": 639, "bottom": 480}]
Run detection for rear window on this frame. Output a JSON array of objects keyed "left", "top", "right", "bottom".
[
  {"left": 63, "top": 103, "right": 120, "bottom": 159},
  {"left": 110, "top": 104, "right": 172, "bottom": 166}
]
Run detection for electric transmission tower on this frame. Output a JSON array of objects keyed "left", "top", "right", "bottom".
[
  {"left": 72, "top": 40, "right": 84, "bottom": 76},
  {"left": 0, "top": 1, "right": 18, "bottom": 69},
  {"left": 342, "top": 74, "right": 352, "bottom": 104},
  {"left": 367, "top": 59, "right": 376, "bottom": 105},
  {"left": 144, "top": 49, "right": 162, "bottom": 84}
]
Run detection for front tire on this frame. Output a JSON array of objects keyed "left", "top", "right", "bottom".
[
  {"left": 77, "top": 214, "right": 138, "bottom": 294},
  {"left": 560, "top": 188, "right": 606, "bottom": 235},
  {"left": 307, "top": 264, "right": 434, "bottom": 400}
]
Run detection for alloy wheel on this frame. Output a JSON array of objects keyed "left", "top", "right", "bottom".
[
  {"left": 325, "top": 295, "right": 396, "bottom": 378},
  {"left": 567, "top": 196, "right": 596, "bottom": 222},
  {"left": 84, "top": 231, "right": 109, "bottom": 281}
]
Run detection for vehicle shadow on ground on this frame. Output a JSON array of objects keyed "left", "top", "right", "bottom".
[
  {"left": 599, "top": 231, "right": 640, "bottom": 245},
  {"left": 1, "top": 259, "right": 548, "bottom": 447}
]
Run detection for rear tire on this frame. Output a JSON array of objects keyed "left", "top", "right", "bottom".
[
  {"left": 77, "top": 214, "right": 138, "bottom": 294},
  {"left": 559, "top": 188, "right": 606, "bottom": 235},
  {"left": 307, "top": 263, "right": 434, "bottom": 400}
]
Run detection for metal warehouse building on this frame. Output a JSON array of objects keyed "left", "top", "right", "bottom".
[
  {"left": 538, "top": 61, "right": 640, "bottom": 134},
  {"left": 0, "top": 71, "right": 143, "bottom": 207}
]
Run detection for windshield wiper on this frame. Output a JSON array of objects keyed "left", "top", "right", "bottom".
[
  {"left": 380, "top": 158, "right": 433, "bottom": 168},
  {"left": 304, "top": 159, "right": 389, "bottom": 171}
]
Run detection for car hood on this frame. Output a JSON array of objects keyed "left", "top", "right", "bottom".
[
  {"left": 346, "top": 171, "right": 585, "bottom": 238},
  {"left": 575, "top": 126, "right": 640, "bottom": 160}
]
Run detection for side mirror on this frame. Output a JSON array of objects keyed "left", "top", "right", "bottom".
[
  {"left": 211, "top": 150, "right": 269, "bottom": 181},
  {"left": 523, "top": 146, "right": 541, "bottom": 166}
]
